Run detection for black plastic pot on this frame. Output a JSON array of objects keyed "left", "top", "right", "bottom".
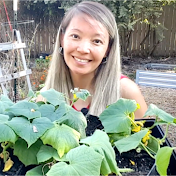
[{"left": 145, "top": 120, "right": 176, "bottom": 176}]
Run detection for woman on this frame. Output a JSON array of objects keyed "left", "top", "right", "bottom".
[{"left": 38, "top": 1, "right": 147, "bottom": 118}]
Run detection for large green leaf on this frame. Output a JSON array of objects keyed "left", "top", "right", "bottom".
[
  {"left": 156, "top": 146, "right": 174, "bottom": 176},
  {"left": 46, "top": 145, "right": 103, "bottom": 176},
  {"left": 114, "top": 129, "right": 148, "bottom": 153},
  {"left": 80, "top": 130, "right": 120, "bottom": 175},
  {"left": 6, "top": 101, "right": 41, "bottom": 119},
  {"left": 26, "top": 165, "right": 49, "bottom": 176},
  {"left": 41, "top": 124, "right": 80, "bottom": 158},
  {"left": 40, "top": 88, "right": 66, "bottom": 106},
  {"left": 39, "top": 103, "right": 66, "bottom": 122},
  {"left": 7, "top": 117, "right": 53, "bottom": 147},
  {"left": 14, "top": 138, "right": 43, "bottom": 166},
  {"left": 99, "top": 98, "right": 137, "bottom": 133},
  {"left": 37, "top": 145, "right": 67, "bottom": 163},
  {"left": 57, "top": 104, "right": 87, "bottom": 138},
  {"left": 144, "top": 104, "right": 175, "bottom": 123},
  {"left": 0, "top": 114, "right": 17, "bottom": 143}
]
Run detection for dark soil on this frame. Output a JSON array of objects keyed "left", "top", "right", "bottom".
[{"left": 116, "top": 149, "right": 154, "bottom": 176}]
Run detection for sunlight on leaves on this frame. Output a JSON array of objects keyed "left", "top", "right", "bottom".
[{"left": 41, "top": 124, "right": 80, "bottom": 158}]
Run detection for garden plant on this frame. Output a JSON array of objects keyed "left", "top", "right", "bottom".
[{"left": 0, "top": 88, "right": 175, "bottom": 175}]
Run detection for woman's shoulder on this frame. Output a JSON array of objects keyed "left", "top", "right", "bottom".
[{"left": 120, "top": 77, "right": 141, "bottom": 97}]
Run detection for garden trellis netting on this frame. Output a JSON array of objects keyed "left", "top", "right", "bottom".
[{"left": 0, "top": 20, "right": 35, "bottom": 101}]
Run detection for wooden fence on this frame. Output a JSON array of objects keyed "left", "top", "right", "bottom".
[{"left": 0, "top": 2, "right": 176, "bottom": 57}]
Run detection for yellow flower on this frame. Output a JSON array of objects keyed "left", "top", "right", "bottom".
[
  {"left": 3, "top": 157, "right": 14, "bottom": 172},
  {"left": 132, "top": 125, "right": 141, "bottom": 132},
  {"left": 73, "top": 93, "right": 77, "bottom": 99},
  {"left": 136, "top": 103, "right": 140, "bottom": 110},
  {"left": 130, "top": 160, "right": 135, "bottom": 166},
  {"left": 135, "top": 120, "right": 146, "bottom": 127},
  {"left": 142, "top": 130, "right": 152, "bottom": 144}
]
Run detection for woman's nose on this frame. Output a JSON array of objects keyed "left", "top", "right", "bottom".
[{"left": 77, "top": 40, "right": 91, "bottom": 53}]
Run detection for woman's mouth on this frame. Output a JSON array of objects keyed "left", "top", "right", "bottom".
[{"left": 74, "top": 57, "right": 90, "bottom": 63}]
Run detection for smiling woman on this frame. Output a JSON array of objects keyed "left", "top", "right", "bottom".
[{"left": 39, "top": 1, "right": 147, "bottom": 118}]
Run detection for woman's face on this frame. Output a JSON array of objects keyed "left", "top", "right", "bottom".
[{"left": 61, "top": 14, "right": 109, "bottom": 77}]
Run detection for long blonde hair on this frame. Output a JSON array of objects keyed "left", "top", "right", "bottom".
[{"left": 44, "top": 1, "right": 121, "bottom": 116}]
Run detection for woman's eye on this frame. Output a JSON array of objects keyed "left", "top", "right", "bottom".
[
  {"left": 72, "top": 34, "right": 79, "bottom": 39},
  {"left": 94, "top": 39, "right": 102, "bottom": 44}
]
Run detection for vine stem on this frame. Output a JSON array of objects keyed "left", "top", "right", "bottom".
[
  {"left": 140, "top": 142, "right": 155, "bottom": 159},
  {"left": 1, "top": 142, "right": 13, "bottom": 163},
  {"left": 160, "top": 123, "right": 170, "bottom": 144}
]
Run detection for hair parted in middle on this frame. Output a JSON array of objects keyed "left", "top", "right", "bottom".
[{"left": 44, "top": 1, "right": 121, "bottom": 116}]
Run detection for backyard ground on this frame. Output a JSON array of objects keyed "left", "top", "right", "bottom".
[{"left": 122, "top": 56, "right": 176, "bottom": 147}]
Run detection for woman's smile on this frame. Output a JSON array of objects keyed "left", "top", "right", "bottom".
[{"left": 74, "top": 56, "right": 90, "bottom": 63}]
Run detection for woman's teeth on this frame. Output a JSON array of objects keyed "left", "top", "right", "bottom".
[{"left": 75, "top": 57, "right": 89, "bottom": 63}]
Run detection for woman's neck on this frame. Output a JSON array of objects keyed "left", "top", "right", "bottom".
[{"left": 70, "top": 72, "right": 94, "bottom": 91}]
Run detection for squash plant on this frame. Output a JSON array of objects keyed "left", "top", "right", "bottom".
[
  {"left": 99, "top": 99, "right": 176, "bottom": 176},
  {"left": 0, "top": 88, "right": 133, "bottom": 176}
]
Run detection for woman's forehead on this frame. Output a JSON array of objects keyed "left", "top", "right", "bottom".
[{"left": 66, "top": 14, "right": 108, "bottom": 35}]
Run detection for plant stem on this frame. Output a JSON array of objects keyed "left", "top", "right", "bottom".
[
  {"left": 140, "top": 142, "right": 155, "bottom": 159},
  {"left": 148, "top": 116, "right": 159, "bottom": 130},
  {"left": 1, "top": 142, "right": 13, "bottom": 163},
  {"left": 160, "top": 123, "right": 170, "bottom": 144}
]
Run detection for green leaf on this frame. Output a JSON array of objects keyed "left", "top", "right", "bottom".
[
  {"left": 0, "top": 95, "right": 14, "bottom": 114},
  {"left": 37, "top": 145, "right": 67, "bottom": 163},
  {"left": 144, "top": 104, "right": 175, "bottom": 123},
  {"left": 156, "top": 146, "right": 174, "bottom": 176},
  {"left": 39, "top": 103, "right": 66, "bottom": 122},
  {"left": 144, "top": 135, "right": 160, "bottom": 154},
  {"left": 57, "top": 104, "right": 87, "bottom": 138},
  {"left": 0, "top": 95, "right": 14, "bottom": 106},
  {"left": 41, "top": 124, "right": 80, "bottom": 158},
  {"left": 14, "top": 138, "right": 43, "bottom": 166},
  {"left": 6, "top": 101, "right": 41, "bottom": 119},
  {"left": 0, "top": 114, "right": 17, "bottom": 143},
  {"left": 7, "top": 117, "right": 53, "bottom": 147},
  {"left": 114, "top": 129, "right": 148, "bottom": 153},
  {"left": 81, "top": 130, "right": 120, "bottom": 175},
  {"left": 26, "top": 165, "right": 49, "bottom": 176},
  {"left": 46, "top": 145, "right": 103, "bottom": 176},
  {"left": 41, "top": 88, "right": 66, "bottom": 106},
  {"left": 75, "top": 89, "right": 91, "bottom": 101},
  {"left": 99, "top": 98, "right": 137, "bottom": 133}
]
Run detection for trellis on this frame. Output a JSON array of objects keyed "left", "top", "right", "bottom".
[{"left": 0, "top": 28, "right": 32, "bottom": 101}]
